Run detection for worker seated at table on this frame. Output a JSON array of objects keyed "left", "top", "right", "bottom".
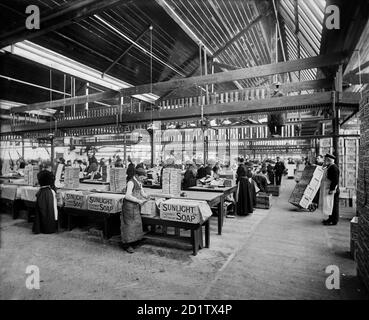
[
  {"left": 182, "top": 161, "right": 197, "bottom": 189},
  {"left": 82, "top": 163, "right": 102, "bottom": 180},
  {"left": 121, "top": 168, "right": 150, "bottom": 253},
  {"left": 33, "top": 170, "right": 58, "bottom": 234}
]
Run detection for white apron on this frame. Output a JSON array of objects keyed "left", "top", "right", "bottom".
[{"left": 318, "top": 166, "right": 336, "bottom": 218}]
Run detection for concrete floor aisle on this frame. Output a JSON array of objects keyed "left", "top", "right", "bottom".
[
  {"left": 203, "top": 178, "right": 368, "bottom": 300},
  {"left": 0, "top": 179, "right": 368, "bottom": 300}
]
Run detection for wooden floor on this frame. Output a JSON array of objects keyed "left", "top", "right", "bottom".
[{"left": 0, "top": 178, "right": 368, "bottom": 300}]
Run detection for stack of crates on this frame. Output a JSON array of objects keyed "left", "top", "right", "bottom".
[
  {"left": 255, "top": 192, "right": 272, "bottom": 209},
  {"left": 289, "top": 165, "right": 324, "bottom": 209}
]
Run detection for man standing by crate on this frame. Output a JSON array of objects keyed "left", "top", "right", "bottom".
[
  {"left": 320, "top": 154, "right": 340, "bottom": 226},
  {"left": 274, "top": 157, "right": 286, "bottom": 186}
]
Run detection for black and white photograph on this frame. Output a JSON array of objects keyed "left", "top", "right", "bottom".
[{"left": 0, "top": 0, "right": 369, "bottom": 307}]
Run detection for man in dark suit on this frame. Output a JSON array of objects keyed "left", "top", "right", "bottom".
[
  {"left": 236, "top": 157, "right": 247, "bottom": 184},
  {"left": 274, "top": 157, "right": 286, "bottom": 186},
  {"left": 322, "top": 154, "right": 340, "bottom": 225}
]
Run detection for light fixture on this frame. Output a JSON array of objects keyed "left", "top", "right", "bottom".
[{"left": 189, "top": 122, "right": 197, "bottom": 128}]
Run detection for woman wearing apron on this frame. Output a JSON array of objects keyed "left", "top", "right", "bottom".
[
  {"left": 121, "top": 167, "right": 149, "bottom": 253},
  {"left": 33, "top": 169, "right": 58, "bottom": 234},
  {"left": 319, "top": 154, "right": 340, "bottom": 225}
]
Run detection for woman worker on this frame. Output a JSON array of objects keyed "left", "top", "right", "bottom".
[
  {"left": 33, "top": 169, "right": 58, "bottom": 234},
  {"left": 121, "top": 167, "right": 150, "bottom": 253}
]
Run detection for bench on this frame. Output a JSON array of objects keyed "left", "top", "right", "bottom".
[{"left": 141, "top": 216, "right": 210, "bottom": 256}]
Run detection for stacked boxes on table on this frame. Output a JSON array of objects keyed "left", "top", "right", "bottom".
[
  {"left": 289, "top": 165, "right": 324, "bottom": 209},
  {"left": 255, "top": 192, "right": 272, "bottom": 209},
  {"left": 162, "top": 168, "right": 182, "bottom": 195},
  {"left": 160, "top": 199, "right": 212, "bottom": 224},
  {"left": 24, "top": 165, "right": 39, "bottom": 186},
  {"left": 64, "top": 167, "right": 80, "bottom": 189},
  {"left": 109, "top": 168, "right": 127, "bottom": 193},
  {"left": 140, "top": 200, "right": 158, "bottom": 217},
  {"left": 356, "top": 91, "right": 369, "bottom": 292}
]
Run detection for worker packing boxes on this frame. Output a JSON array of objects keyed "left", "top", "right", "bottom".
[
  {"left": 289, "top": 165, "right": 324, "bottom": 209},
  {"left": 160, "top": 199, "right": 212, "bottom": 224}
]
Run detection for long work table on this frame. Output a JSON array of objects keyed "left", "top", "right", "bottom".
[
  {"left": 1, "top": 183, "right": 236, "bottom": 235},
  {"left": 144, "top": 186, "right": 237, "bottom": 235}
]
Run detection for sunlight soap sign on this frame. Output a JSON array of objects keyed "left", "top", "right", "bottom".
[
  {"left": 87, "top": 193, "right": 125, "bottom": 213},
  {"left": 160, "top": 199, "right": 212, "bottom": 224}
]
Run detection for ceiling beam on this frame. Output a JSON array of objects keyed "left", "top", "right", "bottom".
[
  {"left": 11, "top": 52, "right": 346, "bottom": 113},
  {"left": 0, "top": 0, "right": 126, "bottom": 49},
  {"left": 343, "top": 73, "right": 369, "bottom": 85},
  {"left": 5, "top": 92, "right": 361, "bottom": 134},
  {"left": 119, "top": 52, "right": 346, "bottom": 96},
  {"left": 11, "top": 91, "right": 118, "bottom": 114},
  {"left": 157, "top": 78, "right": 334, "bottom": 102}
]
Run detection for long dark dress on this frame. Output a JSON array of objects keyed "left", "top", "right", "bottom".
[
  {"left": 121, "top": 178, "right": 144, "bottom": 244},
  {"left": 237, "top": 177, "right": 254, "bottom": 216},
  {"left": 32, "top": 186, "right": 58, "bottom": 234}
]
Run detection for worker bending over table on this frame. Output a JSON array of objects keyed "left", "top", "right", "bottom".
[{"left": 121, "top": 167, "right": 150, "bottom": 253}]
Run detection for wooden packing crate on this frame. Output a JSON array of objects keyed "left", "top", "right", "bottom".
[
  {"left": 256, "top": 192, "right": 272, "bottom": 209},
  {"left": 267, "top": 185, "right": 280, "bottom": 196}
]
